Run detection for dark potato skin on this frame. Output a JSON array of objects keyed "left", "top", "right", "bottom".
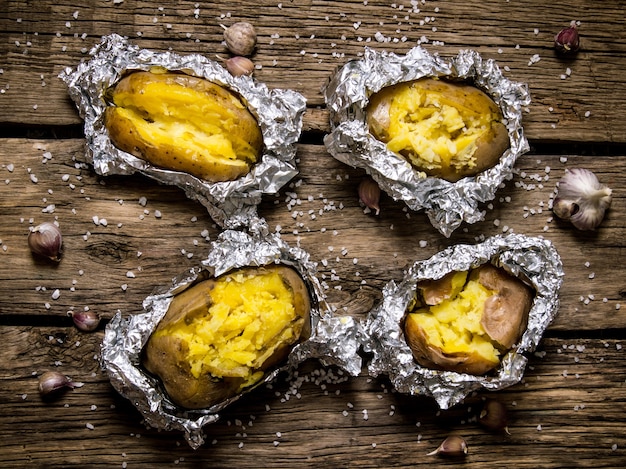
[
  {"left": 470, "top": 264, "right": 533, "bottom": 349},
  {"left": 142, "top": 265, "right": 311, "bottom": 410},
  {"left": 403, "top": 264, "right": 535, "bottom": 375}
]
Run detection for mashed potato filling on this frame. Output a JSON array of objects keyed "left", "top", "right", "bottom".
[
  {"left": 151, "top": 269, "right": 301, "bottom": 389},
  {"left": 111, "top": 78, "right": 259, "bottom": 164},
  {"left": 405, "top": 271, "right": 501, "bottom": 367},
  {"left": 385, "top": 82, "right": 494, "bottom": 173}
]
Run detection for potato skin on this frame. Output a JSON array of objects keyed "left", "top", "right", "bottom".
[
  {"left": 403, "top": 264, "right": 534, "bottom": 375},
  {"left": 104, "top": 71, "right": 263, "bottom": 182},
  {"left": 366, "top": 78, "right": 509, "bottom": 182},
  {"left": 142, "top": 265, "right": 311, "bottom": 409},
  {"left": 470, "top": 264, "right": 533, "bottom": 349},
  {"left": 404, "top": 318, "right": 498, "bottom": 376}
]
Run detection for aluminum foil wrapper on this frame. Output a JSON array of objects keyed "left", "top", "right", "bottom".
[
  {"left": 101, "top": 222, "right": 361, "bottom": 449},
  {"left": 323, "top": 46, "right": 530, "bottom": 237},
  {"left": 59, "top": 33, "right": 306, "bottom": 229},
  {"left": 363, "top": 234, "right": 563, "bottom": 409}
]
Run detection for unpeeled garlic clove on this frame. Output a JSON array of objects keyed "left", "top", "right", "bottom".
[
  {"left": 28, "top": 222, "right": 63, "bottom": 262},
  {"left": 38, "top": 371, "right": 84, "bottom": 397},
  {"left": 552, "top": 168, "right": 612, "bottom": 230},
  {"left": 223, "top": 22, "right": 257, "bottom": 56},
  {"left": 69, "top": 311, "right": 100, "bottom": 332},
  {"left": 555, "top": 21, "right": 580, "bottom": 55},
  {"left": 358, "top": 178, "right": 381, "bottom": 215},
  {"left": 426, "top": 435, "right": 468, "bottom": 457},
  {"left": 479, "top": 399, "right": 510, "bottom": 433},
  {"left": 225, "top": 56, "right": 255, "bottom": 77}
]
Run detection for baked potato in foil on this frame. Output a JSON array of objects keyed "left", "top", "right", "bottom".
[
  {"left": 323, "top": 46, "right": 530, "bottom": 237},
  {"left": 59, "top": 34, "right": 306, "bottom": 229},
  {"left": 403, "top": 264, "right": 534, "bottom": 376},
  {"left": 363, "top": 234, "right": 563, "bottom": 409},
  {"left": 142, "top": 265, "right": 311, "bottom": 410},
  {"left": 101, "top": 228, "right": 362, "bottom": 449}
]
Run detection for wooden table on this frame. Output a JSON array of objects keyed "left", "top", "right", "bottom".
[{"left": 1, "top": 1, "right": 625, "bottom": 467}]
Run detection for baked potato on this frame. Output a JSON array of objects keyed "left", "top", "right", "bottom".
[
  {"left": 104, "top": 70, "right": 263, "bottom": 182},
  {"left": 366, "top": 78, "right": 509, "bottom": 182},
  {"left": 403, "top": 264, "right": 534, "bottom": 375},
  {"left": 142, "top": 265, "right": 311, "bottom": 409}
]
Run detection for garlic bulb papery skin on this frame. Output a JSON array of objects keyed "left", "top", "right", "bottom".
[
  {"left": 223, "top": 22, "right": 257, "bottom": 57},
  {"left": 554, "top": 20, "right": 580, "bottom": 55},
  {"left": 28, "top": 222, "right": 63, "bottom": 261},
  {"left": 426, "top": 435, "right": 469, "bottom": 457},
  {"left": 225, "top": 56, "right": 255, "bottom": 77},
  {"left": 553, "top": 168, "right": 612, "bottom": 230},
  {"left": 69, "top": 311, "right": 101, "bottom": 332},
  {"left": 358, "top": 178, "right": 381, "bottom": 215},
  {"left": 38, "top": 371, "right": 84, "bottom": 397}
]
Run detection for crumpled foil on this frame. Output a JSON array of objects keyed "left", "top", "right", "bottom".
[
  {"left": 59, "top": 33, "right": 306, "bottom": 229},
  {"left": 100, "top": 221, "right": 361, "bottom": 449},
  {"left": 362, "top": 233, "right": 563, "bottom": 409},
  {"left": 323, "top": 46, "right": 530, "bottom": 237}
]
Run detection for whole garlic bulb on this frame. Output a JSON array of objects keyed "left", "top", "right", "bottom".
[
  {"left": 552, "top": 168, "right": 612, "bottom": 230},
  {"left": 223, "top": 22, "right": 257, "bottom": 56}
]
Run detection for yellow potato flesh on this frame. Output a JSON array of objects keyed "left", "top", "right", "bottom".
[
  {"left": 386, "top": 86, "right": 492, "bottom": 169},
  {"left": 367, "top": 78, "right": 508, "bottom": 181},
  {"left": 106, "top": 72, "right": 263, "bottom": 182},
  {"left": 149, "top": 269, "right": 301, "bottom": 391},
  {"left": 112, "top": 79, "right": 259, "bottom": 163},
  {"left": 406, "top": 271, "right": 501, "bottom": 368}
]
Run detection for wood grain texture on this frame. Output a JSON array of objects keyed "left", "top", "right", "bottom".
[
  {"left": 1, "top": 139, "right": 624, "bottom": 329},
  {"left": 1, "top": 0, "right": 626, "bottom": 142},
  {"left": 0, "top": 326, "right": 626, "bottom": 468},
  {"left": 1, "top": 325, "right": 625, "bottom": 468}
]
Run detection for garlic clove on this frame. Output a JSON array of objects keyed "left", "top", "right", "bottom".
[
  {"left": 555, "top": 21, "right": 580, "bottom": 55},
  {"left": 223, "top": 22, "right": 257, "bottom": 57},
  {"left": 552, "top": 168, "right": 612, "bottom": 230},
  {"left": 69, "top": 311, "right": 101, "bottom": 332},
  {"left": 426, "top": 435, "right": 469, "bottom": 457},
  {"left": 358, "top": 178, "right": 381, "bottom": 215},
  {"left": 38, "top": 371, "right": 84, "bottom": 397},
  {"left": 479, "top": 399, "right": 510, "bottom": 433},
  {"left": 225, "top": 56, "right": 255, "bottom": 77},
  {"left": 28, "top": 222, "right": 63, "bottom": 262}
]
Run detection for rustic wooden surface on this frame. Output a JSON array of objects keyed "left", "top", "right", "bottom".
[{"left": 1, "top": 1, "right": 625, "bottom": 467}]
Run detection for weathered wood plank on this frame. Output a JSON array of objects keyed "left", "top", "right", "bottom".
[
  {"left": 1, "top": 0, "right": 626, "bottom": 142},
  {"left": 1, "top": 325, "right": 624, "bottom": 467},
  {"left": 1, "top": 138, "right": 624, "bottom": 331}
]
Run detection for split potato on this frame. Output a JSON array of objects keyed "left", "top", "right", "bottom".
[
  {"left": 403, "top": 264, "right": 534, "bottom": 375},
  {"left": 104, "top": 70, "right": 263, "bottom": 182},
  {"left": 142, "top": 265, "right": 311, "bottom": 409},
  {"left": 366, "top": 78, "right": 509, "bottom": 182}
]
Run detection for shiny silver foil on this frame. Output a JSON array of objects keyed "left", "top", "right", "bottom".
[
  {"left": 362, "top": 234, "right": 563, "bottom": 409},
  {"left": 323, "top": 46, "right": 530, "bottom": 237},
  {"left": 59, "top": 33, "right": 306, "bottom": 229},
  {"left": 101, "top": 221, "right": 361, "bottom": 449}
]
